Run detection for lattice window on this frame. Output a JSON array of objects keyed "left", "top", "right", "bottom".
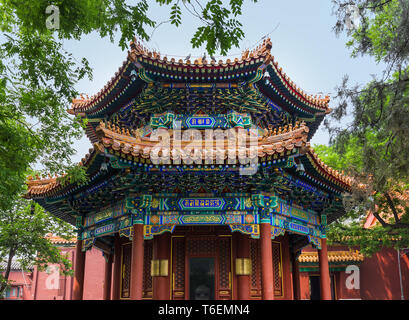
[
  {"left": 173, "top": 237, "right": 185, "bottom": 291},
  {"left": 187, "top": 237, "right": 216, "bottom": 256},
  {"left": 272, "top": 242, "right": 283, "bottom": 297},
  {"left": 143, "top": 240, "right": 153, "bottom": 298},
  {"left": 249, "top": 239, "right": 282, "bottom": 298},
  {"left": 250, "top": 239, "right": 261, "bottom": 297},
  {"left": 218, "top": 237, "right": 231, "bottom": 290},
  {"left": 121, "top": 244, "right": 132, "bottom": 299}
]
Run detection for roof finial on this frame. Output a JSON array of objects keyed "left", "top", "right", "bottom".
[{"left": 242, "top": 49, "right": 249, "bottom": 60}]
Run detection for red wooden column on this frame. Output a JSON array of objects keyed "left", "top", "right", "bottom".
[
  {"left": 152, "top": 232, "right": 171, "bottom": 300},
  {"left": 72, "top": 240, "right": 86, "bottom": 300},
  {"left": 130, "top": 224, "right": 144, "bottom": 300},
  {"left": 291, "top": 251, "right": 301, "bottom": 300},
  {"left": 112, "top": 234, "right": 122, "bottom": 300},
  {"left": 103, "top": 253, "right": 113, "bottom": 300},
  {"left": 236, "top": 233, "right": 251, "bottom": 300},
  {"left": 318, "top": 238, "right": 332, "bottom": 300},
  {"left": 260, "top": 222, "right": 275, "bottom": 300}
]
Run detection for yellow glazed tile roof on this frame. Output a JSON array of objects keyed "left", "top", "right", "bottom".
[
  {"left": 70, "top": 37, "right": 330, "bottom": 113},
  {"left": 298, "top": 250, "right": 364, "bottom": 263},
  {"left": 46, "top": 234, "right": 76, "bottom": 245}
]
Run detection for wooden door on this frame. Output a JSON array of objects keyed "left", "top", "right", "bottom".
[
  {"left": 272, "top": 241, "right": 283, "bottom": 297},
  {"left": 171, "top": 236, "right": 186, "bottom": 300},
  {"left": 142, "top": 240, "right": 153, "bottom": 299},
  {"left": 217, "top": 236, "right": 232, "bottom": 300},
  {"left": 120, "top": 243, "right": 132, "bottom": 299},
  {"left": 171, "top": 235, "right": 232, "bottom": 300},
  {"left": 120, "top": 240, "right": 153, "bottom": 300},
  {"left": 249, "top": 239, "right": 283, "bottom": 299}
]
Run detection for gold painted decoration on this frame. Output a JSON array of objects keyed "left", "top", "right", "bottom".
[
  {"left": 151, "top": 198, "right": 160, "bottom": 209},
  {"left": 151, "top": 259, "right": 169, "bottom": 277},
  {"left": 235, "top": 258, "right": 252, "bottom": 276},
  {"left": 151, "top": 259, "right": 160, "bottom": 276}
]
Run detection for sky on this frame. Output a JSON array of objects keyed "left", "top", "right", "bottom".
[{"left": 62, "top": 1, "right": 385, "bottom": 164}]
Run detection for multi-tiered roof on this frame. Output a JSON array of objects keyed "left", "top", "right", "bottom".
[
  {"left": 26, "top": 38, "right": 351, "bottom": 228},
  {"left": 69, "top": 39, "right": 330, "bottom": 142}
]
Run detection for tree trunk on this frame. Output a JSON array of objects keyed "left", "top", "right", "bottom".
[{"left": 0, "top": 247, "right": 15, "bottom": 297}]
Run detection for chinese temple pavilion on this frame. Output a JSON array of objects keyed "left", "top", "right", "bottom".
[{"left": 26, "top": 38, "right": 352, "bottom": 300}]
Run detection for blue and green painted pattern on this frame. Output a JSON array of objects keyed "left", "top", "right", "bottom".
[
  {"left": 78, "top": 194, "right": 326, "bottom": 243},
  {"left": 149, "top": 112, "right": 253, "bottom": 130}
]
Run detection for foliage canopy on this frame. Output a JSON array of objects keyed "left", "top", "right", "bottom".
[{"left": 0, "top": 0, "right": 258, "bottom": 293}]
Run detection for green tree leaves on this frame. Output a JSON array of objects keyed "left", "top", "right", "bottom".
[
  {"left": 0, "top": 28, "right": 91, "bottom": 210},
  {"left": 170, "top": 2, "right": 182, "bottom": 27},
  {"left": 190, "top": 0, "right": 250, "bottom": 55},
  {"left": 0, "top": 198, "right": 75, "bottom": 296},
  {"left": 0, "top": 0, "right": 259, "bottom": 291},
  {"left": 329, "top": 1, "right": 409, "bottom": 238},
  {"left": 315, "top": 141, "right": 409, "bottom": 256},
  {"left": 0, "top": 0, "right": 259, "bottom": 209}
]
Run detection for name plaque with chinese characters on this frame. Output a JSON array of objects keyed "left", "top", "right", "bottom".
[
  {"left": 186, "top": 116, "right": 216, "bottom": 128},
  {"left": 94, "top": 223, "right": 115, "bottom": 237},
  {"left": 178, "top": 198, "right": 225, "bottom": 210}
]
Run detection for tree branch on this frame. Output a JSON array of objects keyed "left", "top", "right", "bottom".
[
  {"left": 384, "top": 191, "right": 401, "bottom": 223},
  {"left": 366, "top": 0, "right": 394, "bottom": 10},
  {"left": 149, "top": 19, "right": 171, "bottom": 40},
  {"left": 373, "top": 202, "right": 409, "bottom": 230},
  {"left": 372, "top": 209, "right": 391, "bottom": 228}
]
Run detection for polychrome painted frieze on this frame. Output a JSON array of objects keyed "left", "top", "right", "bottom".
[
  {"left": 149, "top": 111, "right": 253, "bottom": 130},
  {"left": 78, "top": 194, "right": 326, "bottom": 242},
  {"left": 84, "top": 201, "right": 128, "bottom": 227}
]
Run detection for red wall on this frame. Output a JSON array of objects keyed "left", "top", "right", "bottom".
[
  {"left": 30, "top": 246, "right": 105, "bottom": 300},
  {"left": 336, "top": 270, "right": 361, "bottom": 300},
  {"left": 83, "top": 248, "right": 105, "bottom": 300},
  {"left": 360, "top": 247, "right": 409, "bottom": 300},
  {"left": 298, "top": 247, "right": 409, "bottom": 300},
  {"left": 300, "top": 270, "right": 362, "bottom": 300},
  {"left": 32, "top": 247, "right": 74, "bottom": 300},
  {"left": 1, "top": 271, "right": 33, "bottom": 300}
]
